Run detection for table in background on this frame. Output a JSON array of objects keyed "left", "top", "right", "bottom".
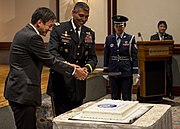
[{"left": 53, "top": 100, "right": 172, "bottom": 129}]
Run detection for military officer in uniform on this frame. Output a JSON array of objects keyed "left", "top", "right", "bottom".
[
  {"left": 47, "top": 2, "right": 97, "bottom": 116},
  {"left": 104, "top": 15, "right": 138, "bottom": 101},
  {"left": 150, "top": 20, "right": 174, "bottom": 99}
]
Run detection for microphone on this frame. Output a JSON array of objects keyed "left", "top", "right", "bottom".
[{"left": 137, "top": 32, "right": 143, "bottom": 41}]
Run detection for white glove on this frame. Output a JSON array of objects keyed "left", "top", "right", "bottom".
[
  {"left": 103, "top": 75, "right": 109, "bottom": 80},
  {"left": 133, "top": 74, "right": 140, "bottom": 85}
]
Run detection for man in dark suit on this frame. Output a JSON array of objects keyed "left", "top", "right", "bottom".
[
  {"left": 47, "top": 2, "right": 97, "bottom": 116},
  {"left": 150, "top": 20, "right": 174, "bottom": 99},
  {"left": 4, "top": 7, "right": 87, "bottom": 129},
  {"left": 103, "top": 15, "right": 138, "bottom": 101}
]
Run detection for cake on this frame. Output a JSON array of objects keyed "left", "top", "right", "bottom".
[{"left": 80, "top": 99, "right": 140, "bottom": 121}]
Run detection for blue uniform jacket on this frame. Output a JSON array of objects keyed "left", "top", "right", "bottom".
[{"left": 104, "top": 33, "right": 138, "bottom": 77}]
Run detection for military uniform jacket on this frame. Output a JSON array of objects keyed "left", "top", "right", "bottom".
[
  {"left": 4, "top": 24, "right": 74, "bottom": 106},
  {"left": 104, "top": 33, "right": 138, "bottom": 77},
  {"left": 47, "top": 21, "right": 97, "bottom": 102}
]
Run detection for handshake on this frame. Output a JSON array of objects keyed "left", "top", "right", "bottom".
[{"left": 69, "top": 63, "right": 89, "bottom": 80}]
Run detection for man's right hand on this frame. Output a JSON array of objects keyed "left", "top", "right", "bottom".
[
  {"left": 68, "top": 63, "right": 88, "bottom": 80},
  {"left": 74, "top": 67, "right": 88, "bottom": 80}
]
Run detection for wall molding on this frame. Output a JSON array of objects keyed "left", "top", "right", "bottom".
[
  {"left": 0, "top": 42, "right": 180, "bottom": 58},
  {"left": 0, "top": 42, "right": 12, "bottom": 50},
  {"left": 1, "top": 42, "right": 180, "bottom": 54},
  {"left": 173, "top": 44, "right": 180, "bottom": 54},
  {"left": 0, "top": 42, "right": 105, "bottom": 52}
]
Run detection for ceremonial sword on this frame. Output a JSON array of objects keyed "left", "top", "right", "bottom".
[{"left": 88, "top": 68, "right": 121, "bottom": 78}]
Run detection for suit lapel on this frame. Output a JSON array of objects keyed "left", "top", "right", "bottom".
[{"left": 156, "top": 33, "right": 160, "bottom": 40}]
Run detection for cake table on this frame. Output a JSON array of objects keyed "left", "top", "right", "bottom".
[{"left": 53, "top": 101, "right": 172, "bottom": 129}]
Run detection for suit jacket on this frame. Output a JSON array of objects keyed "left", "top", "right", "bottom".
[
  {"left": 47, "top": 21, "right": 97, "bottom": 102},
  {"left": 150, "top": 32, "right": 173, "bottom": 63},
  {"left": 104, "top": 33, "right": 138, "bottom": 77},
  {"left": 150, "top": 33, "right": 173, "bottom": 40},
  {"left": 4, "top": 24, "right": 74, "bottom": 106}
]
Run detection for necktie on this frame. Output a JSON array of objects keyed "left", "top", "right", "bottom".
[
  {"left": 76, "top": 28, "right": 80, "bottom": 43},
  {"left": 117, "top": 36, "right": 121, "bottom": 47},
  {"left": 117, "top": 36, "right": 122, "bottom": 40},
  {"left": 160, "top": 34, "right": 164, "bottom": 40},
  {"left": 161, "top": 35, "right": 164, "bottom": 40}
]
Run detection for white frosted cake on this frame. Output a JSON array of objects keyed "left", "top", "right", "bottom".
[{"left": 80, "top": 99, "right": 140, "bottom": 121}]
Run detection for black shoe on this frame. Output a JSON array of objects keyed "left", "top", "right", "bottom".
[{"left": 168, "top": 93, "right": 174, "bottom": 100}]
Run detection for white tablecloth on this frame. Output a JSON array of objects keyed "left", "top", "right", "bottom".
[{"left": 53, "top": 101, "right": 172, "bottom": 129}]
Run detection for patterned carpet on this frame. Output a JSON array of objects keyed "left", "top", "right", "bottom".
[
  {"left": 37, "top": 95, "right": 53, "bottom": 129},
  {"left": 36, "top": 94, "right": 180, "bottom": 129},
  {"left": 165, "top": 97, "right": 180, "bottom": 129}
]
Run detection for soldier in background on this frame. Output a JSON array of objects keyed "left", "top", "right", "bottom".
[
  {"left": 150, "top": 20, "right": 174, "bottom": 99},
  {"left": 47, "top": 2, "right": 97, "bottom": 116},
  {"left": 104, "top": 15, "right": 139, "bottom": 101}
]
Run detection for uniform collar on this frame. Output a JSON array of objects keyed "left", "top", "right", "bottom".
[
  {"left": 71, "top": 18, "right": 82, "bottom": 32},
  {"left": 116, "top": 32, "right": 124, "bottom": 39}
]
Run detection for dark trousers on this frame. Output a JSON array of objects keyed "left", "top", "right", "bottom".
[
  {"left": 9, "top": 101, "right": 37, "bottom": 129},
  {"left": 51, "top": 97, "right": 83, "bottom": 117},
  {"left": 166, "top": 60, "right": 173, "bottom": 95},
  {"left": 109, "top": 76, "right": 132, "bottom": 101}
]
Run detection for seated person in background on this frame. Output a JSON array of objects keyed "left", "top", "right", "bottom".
[{"left": 150, "top": 20, "right": 174, "bottom": 99}]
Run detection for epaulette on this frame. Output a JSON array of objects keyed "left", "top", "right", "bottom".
[
  {"left": 90, "top": 28, "right": 94, "bottom": 32},
  {"left": 54, "top": 22, "right": 60, "bottom": 26}
]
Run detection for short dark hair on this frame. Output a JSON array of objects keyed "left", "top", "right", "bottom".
[
  {"left": 158, "top": 21, "right": 167, "bottom": 28},
  {"left": 31, "top": 7, "right": 56, "bottom": 24},
  {"left": 73, "top": 2, "right": 89, "bottom": 12}
]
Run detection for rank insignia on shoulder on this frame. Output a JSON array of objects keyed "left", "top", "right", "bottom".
[
  {"left": 90, "top": 28, "right": 94, "bottom": 32},
  {"left": 54, "top": 22, "right": 60, "bottom": 26}
]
